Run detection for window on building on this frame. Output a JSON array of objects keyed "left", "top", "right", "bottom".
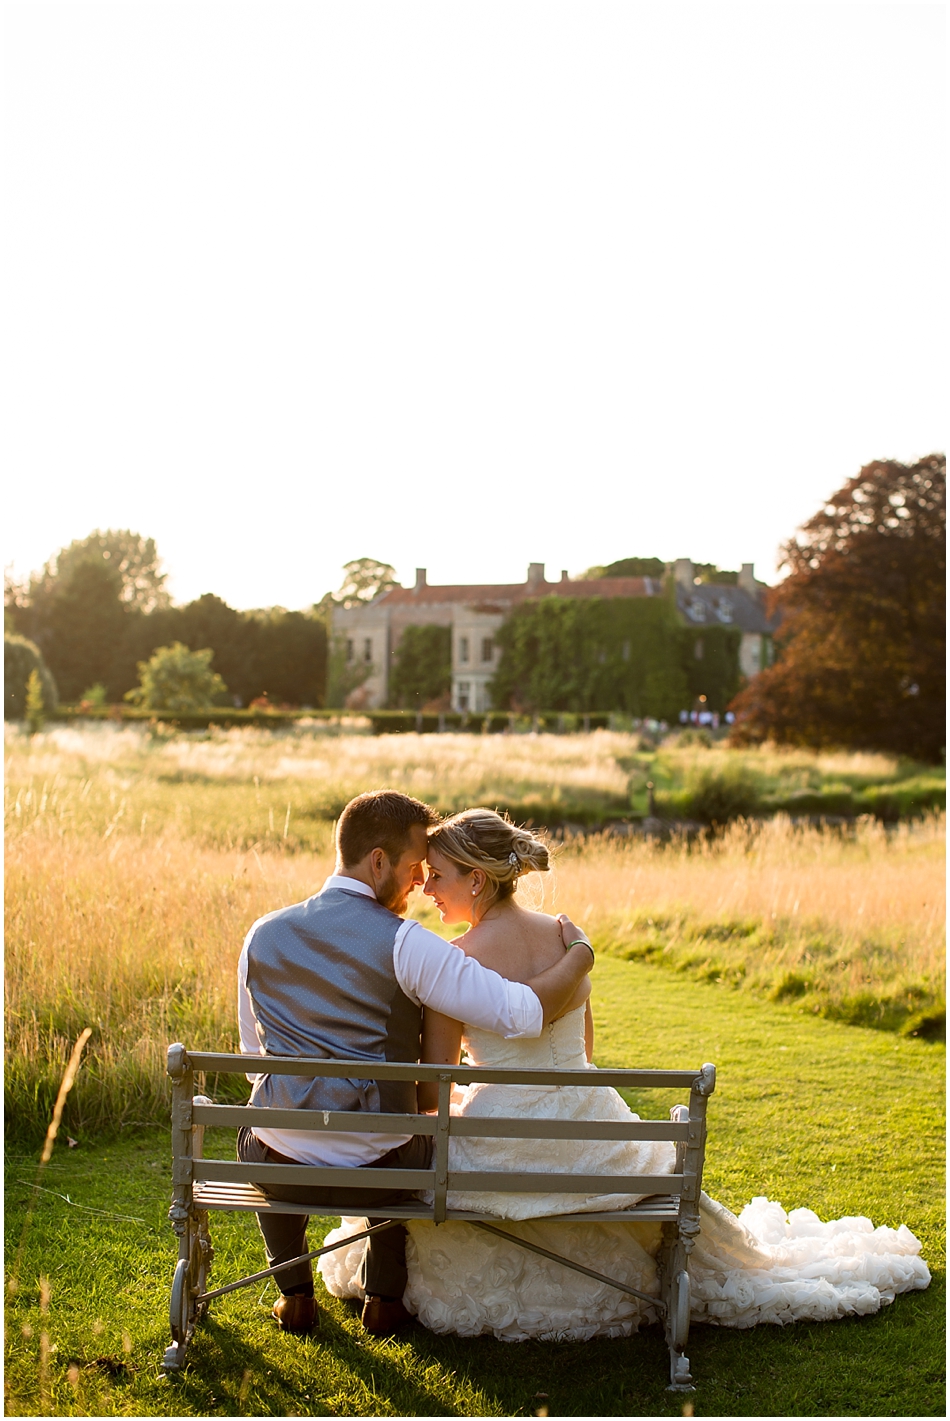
[
  {"left": 459, "top": 637, "right": 470, "bottom": 663},
  {"left": 481, "top": 637, "right": 493, "bottom": 663},
  {"left": 457, "top": 681, "right": 470, "bottom": 711},
  {"left": 363, "top": 638, "right": 373, "bottom": 663},
  {"left": 346, "top": 639, "right": 354, "bottom": 663}
]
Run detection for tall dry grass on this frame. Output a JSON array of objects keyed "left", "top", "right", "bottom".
[
  {"left": 551, "top": 815, "right": 945, "bottom": 1033},
  {"left": 5, "top": 724, "right": 945, "bottom": 1138}
]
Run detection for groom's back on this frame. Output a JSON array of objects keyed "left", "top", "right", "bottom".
[{"left": 244, "top": 886, "right": 422, "bottom": 1116}]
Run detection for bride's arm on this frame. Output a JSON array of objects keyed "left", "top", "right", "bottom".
[{"left": 417, "top": 1009, "right": 463, "bottom": 1111}]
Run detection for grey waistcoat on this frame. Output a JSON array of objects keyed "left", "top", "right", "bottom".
[{"left": 244, "top": 886, "right": 422, "bottom": 1117}]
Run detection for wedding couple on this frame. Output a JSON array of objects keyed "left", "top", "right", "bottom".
[{"left": 237, "top": 790, "right": 929, "bottom": 1343}]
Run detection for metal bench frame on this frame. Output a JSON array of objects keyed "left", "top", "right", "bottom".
[{"left": 163, "top": 1044, "right": 715, "bottom": 1390}]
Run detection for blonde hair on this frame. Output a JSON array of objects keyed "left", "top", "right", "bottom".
[{"left": 427, "top": 808, "right": 550, "bottom": 910}]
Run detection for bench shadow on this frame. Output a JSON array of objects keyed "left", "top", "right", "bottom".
[
  {"left": 172, "top": 1303, "right": 475, "bottom": 1417},
  {"left": 170, "top": 1299, "right": 684, "bottom": 1418}
]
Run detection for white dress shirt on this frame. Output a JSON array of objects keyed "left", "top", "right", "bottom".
[{"left": 238, "top": 874, "right": 544, "bottom": 1165}]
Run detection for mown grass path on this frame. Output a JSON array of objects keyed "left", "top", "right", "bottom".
[{"left": 5, "top": 959, "right": 944, "bottom": 1418}]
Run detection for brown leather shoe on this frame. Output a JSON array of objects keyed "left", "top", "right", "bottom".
[
  {"left": 272, "top": 1293, "right": 317, "bottom": 1334},
  {"left": 361, "top": 1294, "right": 411, "bottom": 1336}
]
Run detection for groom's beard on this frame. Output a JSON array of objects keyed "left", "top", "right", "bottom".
[{"left": 376, "top": 867, "right": 410, "bottom": 916}]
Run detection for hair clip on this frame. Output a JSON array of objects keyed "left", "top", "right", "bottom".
[{"left": 508, "top": 850, "right": 519, "bottom": 866}]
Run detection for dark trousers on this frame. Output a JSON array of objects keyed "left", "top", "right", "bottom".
[{"left": 236, "top": 1127, "right": 432, "bottom": 1299}]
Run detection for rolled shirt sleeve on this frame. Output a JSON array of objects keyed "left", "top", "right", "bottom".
[
  {"left": 237, "top": 937, "right": 265, "bottom": 1081},
  {"left": 393, "top": 919, "right": 543, "bottom": 1038}
]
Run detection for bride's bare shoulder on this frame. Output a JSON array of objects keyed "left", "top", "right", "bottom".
[{"left": 459, "top": 906, "right": 563, "bottom": 975}]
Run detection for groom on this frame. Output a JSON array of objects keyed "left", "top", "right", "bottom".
[{"left": 236, "top": 789, "right": 594, "bottom": 1338}]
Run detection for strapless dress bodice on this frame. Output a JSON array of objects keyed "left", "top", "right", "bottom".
[{"left": 462, "top": 1004, "right": 589, "bottom": 1071}]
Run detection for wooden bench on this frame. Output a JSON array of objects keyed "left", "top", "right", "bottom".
[{"left": 163, "top": 1044, "right": 715, "bottom": 1390}]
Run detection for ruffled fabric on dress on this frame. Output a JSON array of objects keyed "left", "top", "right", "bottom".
[
  {"left": 688, "top": 1194, "right": 931, "bottom": 1329},
  {"left": 317, "top": 1007, "right": 930, "bottom": 1339}
]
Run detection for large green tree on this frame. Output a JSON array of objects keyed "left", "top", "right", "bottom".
[
  {"left": 581, "top": 556, "right": 667, "bottom": 579},
  {"left": 6, "top": 528, "right": 168, "bottom": 700},
  {"left": 729, "top": 454, "right": 945, "bottom": 760},
  {"left": 40, "top": 560, "right": 130, "bottom": 702},
  {"left": 328, "top": 558, "right": 400, "bottom": 609}
]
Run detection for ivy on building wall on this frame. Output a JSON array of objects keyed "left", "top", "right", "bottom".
[
  {"left": 389, "top": 624, "right": 452, "bottom": 708},
  {"left": 490, "top": 593, "right": 741, "bottom": 717}
]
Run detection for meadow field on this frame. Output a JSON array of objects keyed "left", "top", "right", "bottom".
[
  {"left": 4, "top": 721, "right": 945, "bottom": 1136},
  {"left": 4, "top": 721, "right": 945, "bottom": 1416}
]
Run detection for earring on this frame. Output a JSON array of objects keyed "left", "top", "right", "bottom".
[{"left": 471, "top": 887, "right": 477, "bottom": 896}]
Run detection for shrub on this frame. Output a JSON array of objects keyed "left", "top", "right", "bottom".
[
  {"left": 79, "top": 682, "right": 109, "bottom": 709},
  {"left": 4, "top": 633, "right": 58, "bottom": 719},
  {"left": 682, "top": 761, "right": 762, "bottom": 823},
  {"left": 125, "top": 642, "right": 228, "bottom": 712}
]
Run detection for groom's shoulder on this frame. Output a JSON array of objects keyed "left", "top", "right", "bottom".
[{"left": 245, "top": 887, "right": 399, "bottom": 943}]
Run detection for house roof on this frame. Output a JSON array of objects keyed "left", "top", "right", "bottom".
[
  {"left": 379, "top": 576, "right": 659, "bottom": 608},
  {"left": 675, "top": 582, "right": 778, "bottom": 634}
]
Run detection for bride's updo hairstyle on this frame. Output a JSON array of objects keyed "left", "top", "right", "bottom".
[{"left": 427, "top": 808, "right": 550, "bottom": 912}]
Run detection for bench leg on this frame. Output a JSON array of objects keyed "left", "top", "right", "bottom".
[
  {"left": 161, "top": 1209, "right": 213, "bottom": 1374},
  {"left": 658, "top": 1222, "right": 695, "bottom": 1392}
]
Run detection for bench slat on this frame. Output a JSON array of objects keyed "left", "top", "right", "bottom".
[
  {"left": 192, "top": 1103, "right": 689, "bottom": 1143},
  {"left": 184, "top": 1051, "right": 704, "bottom": 1089},
  {"left": 192, "top": 1179, "right": 682, "bottom": 1222},
  {"left": 195, "top": 1160, "right": 434, "bottom": 1190},
  {"left": 192, "top": 1105, "right": 437, "bottom": 1135},
  {"left": 446, "top": 1171, "right": 685, "bottom": 1194},
  {"left": 447, "top": 1118, "right": 689, "bottom": 1142},
  {"left": 195, "top": 1158, "right": 685, "bottom": 1196}
]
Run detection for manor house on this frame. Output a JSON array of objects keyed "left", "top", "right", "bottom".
[{"left": 332, "top": 560, "right": 777, "bottom": 712}]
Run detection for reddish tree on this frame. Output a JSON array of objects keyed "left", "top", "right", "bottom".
[{"left": 729, "top": 454, "right": 945, "bottom": 761}]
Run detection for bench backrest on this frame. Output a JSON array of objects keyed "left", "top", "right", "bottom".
[{"left": 167, "top": 1045, "right": 715, "bottom": 1226}]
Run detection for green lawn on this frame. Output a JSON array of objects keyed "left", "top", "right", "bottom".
[{"left": 5, "top": 958, "right": 944, "bottom": 1418}]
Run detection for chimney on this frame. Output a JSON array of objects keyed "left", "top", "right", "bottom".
[
  {"left": 414, "top": 568, "right": 427, "bottom": 593},
  {"left": 674, "top": 558, "right": 695, "bottom": 589},
  {"left": 738, "top": 563, "right": 757, "bottom": 595},
  {"left": 527, "top": 562, "right": 545, "bottom": 587},
  {"left": 560, "top": 569, "right": 569, "bottom": 582}
]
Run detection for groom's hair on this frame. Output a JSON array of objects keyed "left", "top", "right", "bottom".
[{"left": 337, "top": 790, "right": 439, "bottom": 867}]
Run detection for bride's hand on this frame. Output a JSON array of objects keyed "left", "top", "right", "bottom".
[{"left": 557, "top": 913, "right": 594, "bottom": 968}]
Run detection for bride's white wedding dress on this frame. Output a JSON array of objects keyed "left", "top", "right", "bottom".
[{"left": 318, "top": 1007, "right": 930, "bottom": 1341}]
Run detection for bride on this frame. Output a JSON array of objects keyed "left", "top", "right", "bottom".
[{"left": 319, "top": 810, "right": 930, "bottom": 1342}]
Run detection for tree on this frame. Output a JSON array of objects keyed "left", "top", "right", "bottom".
[
  {"left": 5, "top": 529, "right": 169, "bottom": 700},
  {"left": 41, "top": 560, "right": 130, "bottom": 702},
  {"left": 389, "top": 625, "right": 452, "bottom": 708},
  {"left": 7, "top": 529, "right": 169, "bottom": 632},
  {"left": 247, "top": 608, "right": 327, "bottom": 707},
  {"left": 581, "top": 557, "right": 667, "bottom": 580},
  {"left": 126, "top": 643, "right": 228, "bottom": 712},
  {"left": 729, "top": 454, "right": 946, "bottom": 760},
  {"left": 330, "top": 558, "right": 400, "bottom": 608},
  {"left": 4, "top": 633, "right": 58, "bottom": 719},
  {"left": 692, "top": 564, "right": 739, "bottom": 586},
  {"left": 43, "top": 530, "right": 170, "bottom": 612}
]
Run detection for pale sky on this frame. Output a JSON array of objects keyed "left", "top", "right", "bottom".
[{"left": 3, "top": 1, "right": 945, "bottom": 610}]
